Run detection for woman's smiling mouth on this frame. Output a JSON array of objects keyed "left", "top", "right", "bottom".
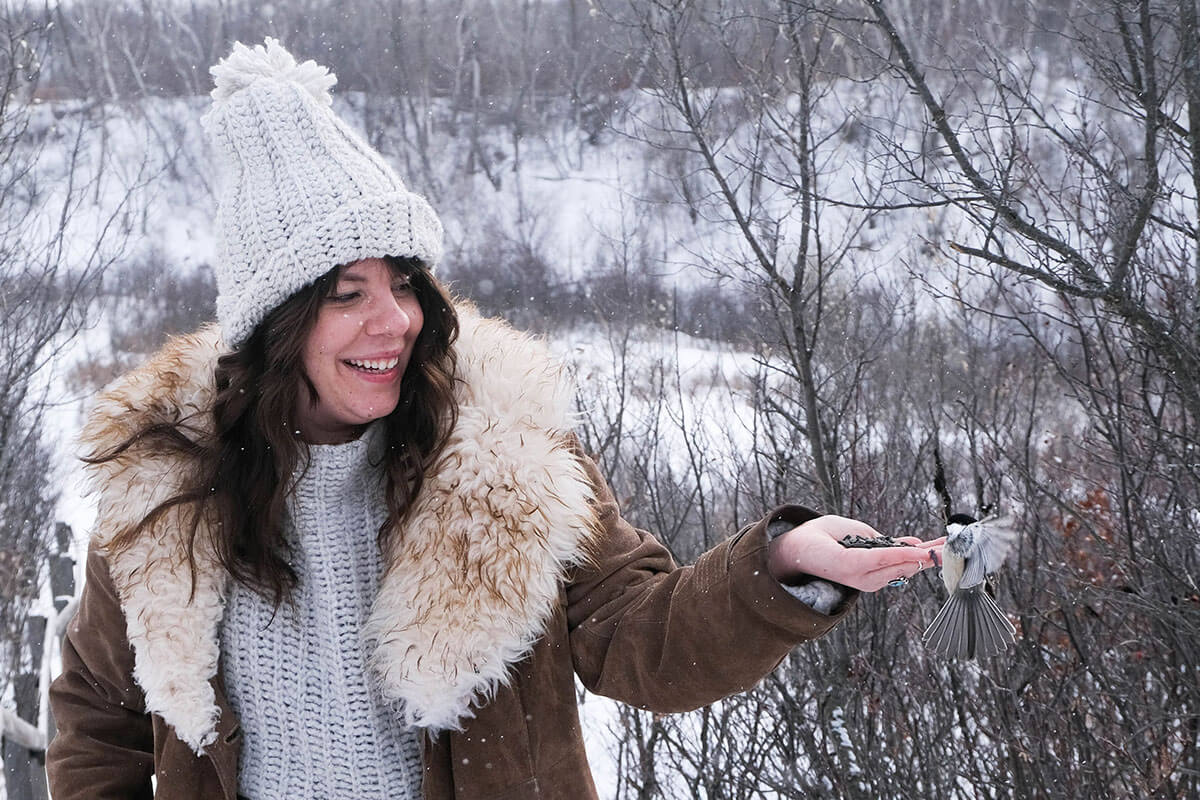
[{"left": 345, "top": 356, "right": 401, "bottom": 373}]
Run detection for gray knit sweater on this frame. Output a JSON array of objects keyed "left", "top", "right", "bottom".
[{"left": 219, "top": 424, "right": 422, "bottom": 799}]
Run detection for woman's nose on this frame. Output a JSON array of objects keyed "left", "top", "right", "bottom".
[{"left": 364, "top": 296, "right": 412, "bottom": 337}]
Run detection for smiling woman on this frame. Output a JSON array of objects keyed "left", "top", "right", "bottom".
[
  {"left": 298, "top": 258, "right": 425, "bottom": 444},
  {"left": 45, "top": 37, "right": 942, "bottom": 800}
]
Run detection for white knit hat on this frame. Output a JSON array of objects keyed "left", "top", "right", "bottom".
[{"left": 201, "top": 38, "right": 443, "bottom": 347}]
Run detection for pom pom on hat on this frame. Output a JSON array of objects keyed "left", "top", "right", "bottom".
[{"left": 209, "top": 37, "right": 335, "bottom": 107}]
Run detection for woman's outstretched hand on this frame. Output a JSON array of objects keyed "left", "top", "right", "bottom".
[{"left": 767, "top": 515, "right": 944, "bottom": 593}]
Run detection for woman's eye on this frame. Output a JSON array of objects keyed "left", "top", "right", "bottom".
[
  {"left": 330, "top": 291, "right": 359, "bottom": 303},
  {"left": 393, "top": 282, "right": 414, "bottom": 294}
]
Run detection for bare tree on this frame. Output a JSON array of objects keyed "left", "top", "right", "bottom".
[
  {"left": 606, "top": 0, "right": 910, "bottom": 515},
  {"left": 864, "top": 0, "right": 1199, "bottom": 415},
  {"left": 0, "top": 5, "right": 134, "bottom": 697},
  {"left": 850, "top": 0, "right": 1200, "bottom": 794},
  {"left": 578, "top": 0, "right": 1200, "bottom": 797}
]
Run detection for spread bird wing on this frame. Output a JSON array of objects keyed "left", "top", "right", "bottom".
[{"left": 959, "top": 515, "right": 1019, "bottom": 588}]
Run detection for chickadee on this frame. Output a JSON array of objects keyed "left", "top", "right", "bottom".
[{"left": 923, "top": 513, "right": 1018, "bottom": 659}]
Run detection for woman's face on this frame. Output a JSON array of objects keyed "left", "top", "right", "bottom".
[{"left": 296, "top": 257, "right": 424, "bottom": 443}]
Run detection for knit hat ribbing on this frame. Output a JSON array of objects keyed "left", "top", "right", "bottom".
[{"left": 202, "top": 38, "right": 443, "bottom": 347}]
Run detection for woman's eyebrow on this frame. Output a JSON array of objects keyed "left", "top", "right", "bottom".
[{"left": 337, "top": 273, "right": 409, "bottom": 284}]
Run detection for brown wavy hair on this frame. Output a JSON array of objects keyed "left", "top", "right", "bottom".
[{"left": 89, "top": 256, "right": 459, "bottom": 606}]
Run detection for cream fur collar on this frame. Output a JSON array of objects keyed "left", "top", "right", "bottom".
[{"left": 80, "top": 308, "right": 599, "bottom": 754}]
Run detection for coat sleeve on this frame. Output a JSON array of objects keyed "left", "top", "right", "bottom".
[
  {"left": 566, "top": 451, "right": 857, "bottom": 713},
  {"left": 47, "top": 546, "right": 155, "bottom": 800}
]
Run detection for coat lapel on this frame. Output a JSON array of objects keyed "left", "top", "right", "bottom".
[
  {"left": 365, "top": 311, "right": 599, "bottom": 731},
  {"left": 80, "top": 309, "right": 599, "bottom": 754}
]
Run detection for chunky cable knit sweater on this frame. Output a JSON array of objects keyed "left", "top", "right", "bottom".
[{"left": 219, "top": 424, "right": 422, "bottom": 799}]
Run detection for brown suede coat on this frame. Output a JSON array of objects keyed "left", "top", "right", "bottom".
[{"left": 46, "top": 316, "right": 854, "bottom": 800}]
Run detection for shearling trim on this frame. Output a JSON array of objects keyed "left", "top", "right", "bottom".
[
  {"left": 364, "top": 311, "right": 599, "bottom": 731},
  {"left": 79, "top": 309, "right": 600, "bottom": 751},
  {"left": 79, "top": 325, "right": 228, "bottom": 754}
]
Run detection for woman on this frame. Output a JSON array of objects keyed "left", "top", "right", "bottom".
[{"left": 47, "top": 39, "right": 942, "bottom": 800}]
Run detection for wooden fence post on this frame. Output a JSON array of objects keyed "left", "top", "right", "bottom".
[
  {"left": 45, "top": 522, "right": 77, "bottom": 750},
  {"left": 2, "top": 521, "right": 75, "bottom": 800},
  {"left": 3, "top": 616, "right": 49, "bottom": 800},
  {"left": 52, "top": 523, "right": 76, "bottom": 613}
]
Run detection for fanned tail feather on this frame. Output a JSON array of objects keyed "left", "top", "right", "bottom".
[{"left": 923, "top": 587, "right": 1016, "bottom": 659}]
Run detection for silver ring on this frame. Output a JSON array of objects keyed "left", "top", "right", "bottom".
[{"left": 887, "top": 576, "right": 908, "bottom": 588}]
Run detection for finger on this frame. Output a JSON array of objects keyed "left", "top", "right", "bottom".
[
  {"left": 862, "top": 551, "right": 943, "bottom": 584},
  {"left": 865, "top": 546, "right": 941, "bottom": 571},
  {"left": 791, "top": 550, "right": 902, "bottom": 592},
  {"left": 886, "top": 535, "right": 946, "bottom": 550}
]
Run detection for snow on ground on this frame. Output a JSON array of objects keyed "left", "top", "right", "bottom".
[{"left": 577, "top": 685, "right": 624, "bottom": 795}]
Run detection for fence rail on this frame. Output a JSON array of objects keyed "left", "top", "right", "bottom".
[{"left": 2, "top": 710, "right": 45, "bottom": 752}]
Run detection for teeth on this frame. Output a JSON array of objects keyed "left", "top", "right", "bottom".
[{"left": 346, "top": 357, "right": 399, "bottom": 372}]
